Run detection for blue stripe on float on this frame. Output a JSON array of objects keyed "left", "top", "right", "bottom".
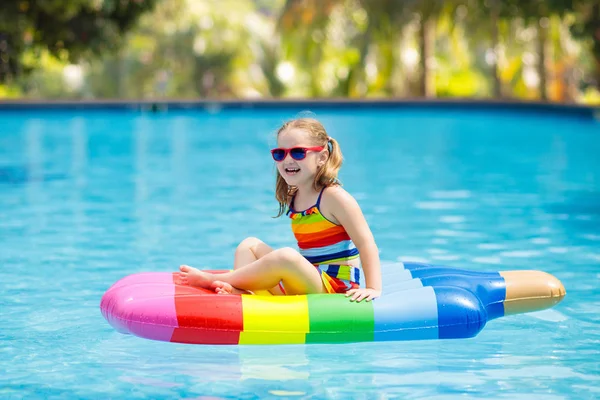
[
  {"left": 410, "top": 267, "right": 500, "bottom": 279},
  {"left": 418, "top": 274, "right": 506, "bottom": 320},
  {"left": 382, "top": 278, "right": 424, "bottom": 293},
  {"left": 382, "top": 269, "right": 414, "bottom": 283},
  {"left": 388, "top": 262, "right": 409, "bottom": 270},
  {"left": 374, "top": 286, "right": 439, "bottom": 341},
  {"left": 386, "top": 263, "right": 508, "bottom": 321},
  {"left": 486, "top": 300, "right": 505, "bottom": 319},
  {"left": 401, "top": 262, "right": 435, "bottom": 270},
  {"left": 365, "top": 268, "right": 414, "bottom": 291},
  {"left": 435, "top": 286, "right": 488, "bottom": 339}
]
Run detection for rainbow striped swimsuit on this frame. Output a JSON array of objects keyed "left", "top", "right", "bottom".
[{"left": 287, "top": 187, "right": 360, "bottom": 293}]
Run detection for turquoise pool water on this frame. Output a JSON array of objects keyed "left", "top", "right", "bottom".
[{"left": 0, "top": 106, "right": 598, "bottom": 399}]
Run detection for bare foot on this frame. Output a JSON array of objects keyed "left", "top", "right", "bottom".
[
  {"left": 212, "top": 281, "right": 251, "bottom": 295},
  {"left": 178, "top": 265, "right": 216, "bottom": 288},
  {"left": 179, "top": 265, "right": 251, "bottom": 295}
]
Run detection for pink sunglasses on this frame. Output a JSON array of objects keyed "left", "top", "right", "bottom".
[{"left": 270, "top": 146, "right": 325, "bottom": 162}]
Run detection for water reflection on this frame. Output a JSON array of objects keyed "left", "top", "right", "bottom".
[{"left": 1, "top": 108, "right": 599, "bottom": 399}]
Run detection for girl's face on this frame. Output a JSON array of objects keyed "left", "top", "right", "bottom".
[{"left": 274, "top": 128, "right": 327, "bottom": 188}]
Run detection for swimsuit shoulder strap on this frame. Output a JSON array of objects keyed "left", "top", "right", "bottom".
[{"left": 315, "top": 186, "right": 327, "bottom": 208}]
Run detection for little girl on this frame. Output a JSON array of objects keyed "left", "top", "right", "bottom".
[{"left": 178, "top": 117, "right": 382, "bottom": 302}]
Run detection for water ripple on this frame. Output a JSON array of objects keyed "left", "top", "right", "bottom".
[{"left": 1, "top": 108, "right": 598, "bottom": 400}]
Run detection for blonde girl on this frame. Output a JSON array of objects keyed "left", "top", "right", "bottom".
[{"left": 178, "top": 117, "right": 382, "bottom": 302}]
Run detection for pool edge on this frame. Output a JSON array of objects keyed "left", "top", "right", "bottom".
[{"left": 0, "top": 98, "right": 598, "bottom": 119}]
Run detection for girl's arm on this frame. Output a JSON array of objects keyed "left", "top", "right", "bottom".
[{"left": 323, "top": 187, "right": 382, "bottom": 300}]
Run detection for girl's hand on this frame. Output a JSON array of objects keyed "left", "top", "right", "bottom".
[{"left": 345, "top": 288, "right": 381, "bottom": 302}]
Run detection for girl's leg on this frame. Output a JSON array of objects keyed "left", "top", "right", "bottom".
[
  {"left": 233, "top": 237, "right": 273, "bottom": 269},
  {"left": 179, "top": 247, "right": 326, "bottom": 295},
  {"left": 232, "top": 237, "right": 284, "bottom": 295}
]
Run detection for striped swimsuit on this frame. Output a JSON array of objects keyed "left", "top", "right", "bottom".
[{"left": 287, "top": 186, "right": 361, "bottom": 294}]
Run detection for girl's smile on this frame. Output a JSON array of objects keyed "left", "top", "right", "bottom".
[{"left": 283, "top": 166, "right": 301, "bottom": 175}]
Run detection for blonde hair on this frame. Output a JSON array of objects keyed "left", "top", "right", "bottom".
[{"left": 274, "top": 118, "right": 343, "bottom": 217}]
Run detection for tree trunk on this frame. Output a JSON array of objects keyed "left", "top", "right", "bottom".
[
  {"left": 116, "top": 48, "right": 126, "bottom": 98},
  {"left": 418, "top": 14, "right": 435, "bottom": 97},
  {"left": 490, "top": 0, "right": 501, "bottom": 98},
  {"left": 537, "top": 19, "right": 548, "bottom": 101},
  {"left": 351, "top": 21, "right": 372, "bottom": 97}
]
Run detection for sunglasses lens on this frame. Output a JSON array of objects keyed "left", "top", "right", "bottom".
[
  {"left": 290, "top": 148, "right": 307, "bottom": 160},
  {"left": 272, "top": 149, "right": 285, "bottom": 161}
]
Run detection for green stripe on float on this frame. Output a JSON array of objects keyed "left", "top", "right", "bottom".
[{"left": 306, "top": 294, "right": 374, "bottom": 343}]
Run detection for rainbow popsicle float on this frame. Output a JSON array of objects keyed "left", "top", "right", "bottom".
[{"left": 100, "top": 262, "right": 565, "bottom": 345}]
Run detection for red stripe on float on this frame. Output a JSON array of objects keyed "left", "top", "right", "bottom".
[{"left": 170, "top": 271, "right": 244, "bottom": 344}]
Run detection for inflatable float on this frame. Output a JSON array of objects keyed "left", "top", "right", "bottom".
[{"left": 100, "top": 262, "right": 565, "bottom": 345}]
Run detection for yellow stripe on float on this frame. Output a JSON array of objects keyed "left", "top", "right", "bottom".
[{"left": 239, "top": 295, "right": 309, "bottom": 344}]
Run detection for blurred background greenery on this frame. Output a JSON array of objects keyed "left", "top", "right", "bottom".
[{"left": 1, "top": 0, "right": 599, "bottom": 104}]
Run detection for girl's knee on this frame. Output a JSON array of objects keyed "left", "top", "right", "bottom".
[
  {"left": 273, "top": 247, "right": 302, "bottom": 265},
  {"left": 238, "top": 237, "right": 263, "bottom": 249}
]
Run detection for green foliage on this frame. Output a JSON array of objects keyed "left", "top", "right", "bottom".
[
  {"left": 568, "top": 1, "right": 600, "bottom": 86},
  {"left": 0, "top": 0, "right": 157, "bottom": 84},
  {"left": 1, "top": 0, "right": 598, "bottom": 104}
]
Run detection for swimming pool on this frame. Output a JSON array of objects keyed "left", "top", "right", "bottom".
[{"left": 1, "top": 103, "right": 598, "bottom": 399}]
